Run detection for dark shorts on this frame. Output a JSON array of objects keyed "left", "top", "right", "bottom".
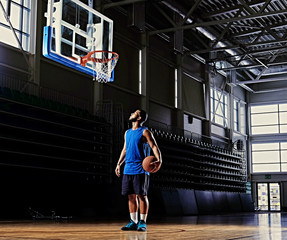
[{"left": 121, "top": 173, "right": 150, "bottom": 196}]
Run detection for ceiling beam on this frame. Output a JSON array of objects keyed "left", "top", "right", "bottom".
[
  {"left": 253, "top": 53, "right": 278, "bottom": 81},
  {"left": 216, "top": 60, "right": 287, "bottom": 71},
  {"left": 254, "top": 87, "right": 287, "bottom": 93},
  {"left": 228, "top": 23, "right": 262, "bottom": 30},
  {"left": 153, "top": 3, "right": 176, "bottom": 27},
  {"left": 229, "top": 21, "right": 287, "bottom": 38},
  {"left": 236, "top": 76, "right": 287, "bottom": 84},
  {"left": 103, "top": 0, "right": 147, "bottom": 10},
  {"left": 211, "top": 8, "right": 243, "bottom": 48},
  {"left": 238, "top": 83, "right": 255, "bottom": 92},
  {"left": 149, "top": 8, "right": 287, "bottom": 35},
  {"left": 200, "top": 0, "right": 276, "bottom": 18},
  {"left": 185, "top": 38, "right": 287, "bottom": 55},
  {"left": 238, "top": 0, "right": 280, "bottom": 40},
  {"left": 209, "top": 47, "right": 287, "bottom": 62},
  {"left": 258, "top": 0, "right": 272, "bottom": 13},
  {"left": 180, "top": 0, "right": 202, "bottom": 26}
]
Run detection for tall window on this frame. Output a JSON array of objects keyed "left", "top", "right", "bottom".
[
  {"left": 252, "top": 142, "right": 287, "bottom": 173},
  {"left": 210, "top": 87, "right": 228, "bottom": 127},
  {"left": 240, "top": 102, "right": 246, "bottom": 134},
  {"left": 251, "top": 102, "right": 287, "bottom": 173},
  {"left": 175, "top": 69, "right": 178, "bottom": 108},
  {"left": 234, "top": 99, "right": 246, "bottom": 134},
  {"left": 234, "top": 99, "right": 239, "bottom": 132},
  {"left": 139, "top": 49, "right": 142, "bottom": 94},
  {"left": 0, "top": 0, "right": 32, "bottom": 52},
  {"left": 250, "top": 103, "right": 287, "bottom": 135}
]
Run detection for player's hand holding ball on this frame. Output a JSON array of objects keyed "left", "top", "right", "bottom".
[{"left": 142, "top": 156, "right": 162, "bottom": 173}]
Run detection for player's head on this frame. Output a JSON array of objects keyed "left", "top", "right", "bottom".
[
  {"left": 129, "top": 109, "right": 148, "bottom": 125},
  {"left": 138, "top": 109, "right": 148, "bottom": 125}
]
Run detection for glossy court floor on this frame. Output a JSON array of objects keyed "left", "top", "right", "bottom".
[{"left": 0, "top": 212, "right": 286, "bottom": 240}]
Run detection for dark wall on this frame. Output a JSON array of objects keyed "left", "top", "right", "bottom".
[
  {"left": 40, "top": 61, "right": 94, "bottom": 101},
  {"left": 0, "top": 43, "right": 30, "bottom": 81},
  {"left": 182, "top": 55, "right": 205, "bottom": 80},
  {"left": 113, "top": 39, "right": 139, "bottom": 92},
  {"left": 149, "top": 102, "right": 173, "bottom": 127},
  {"left": 149, "top": 57, "right": 175, "bottom": 106},
  {"left": 0, "top": 43, "right": 29, "bottom": 72},
  {"left": 182, "top": 73, "right": 205, "bottom": 118},
  {"left": 103, "top": 85, "right": 141, "bottom": 115}
]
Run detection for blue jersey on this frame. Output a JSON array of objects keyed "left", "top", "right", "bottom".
[{"left": 124, "top": 126, "right": 150, "bottom": 175}]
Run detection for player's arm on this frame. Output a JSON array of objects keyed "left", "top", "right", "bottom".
[
  {"left": 115, "top": 131, "right": 127, "bottom": 177},
  {"left": 143, "top": 129, "right": 162, "bottom": 172}
]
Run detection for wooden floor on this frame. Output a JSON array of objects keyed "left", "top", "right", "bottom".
[{"left": 0, "top": 213, "right": 286, "bottom": 240}]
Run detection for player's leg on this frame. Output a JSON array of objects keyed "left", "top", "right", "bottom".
[
  {"left": 138, "top": 194, "right": 149, "bottom": 222},
  {"left": 135, "top": 174, "right": 150, "bottom": 231},
  {"left": 128, "top": 194, "right": 139, "bottom": 223},
  {"left": 121, "top": 175, "right": 138, "bottom": 231}
]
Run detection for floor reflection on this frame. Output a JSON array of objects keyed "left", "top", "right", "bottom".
[
  {"left": 0, "top": 212, "right": 287, "bottom": 239},
  {"left": 256, "top": 213, "right": 283, "bottom": 240},
  {"left": 120, "top": 231, "right": 147, "bottom": 240}
]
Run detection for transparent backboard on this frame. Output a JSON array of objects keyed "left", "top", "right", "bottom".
[{"left": 43, "top": 0, "right": 115, "bottom": 82}]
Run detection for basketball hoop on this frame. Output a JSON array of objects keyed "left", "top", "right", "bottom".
[{"left": 80, "top": 50, "right": 119, "bottom": 83}]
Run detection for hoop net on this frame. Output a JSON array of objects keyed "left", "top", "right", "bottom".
[{"left": 80, "top": 50, "right": 119, "bottom": 83}]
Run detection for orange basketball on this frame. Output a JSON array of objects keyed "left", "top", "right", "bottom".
[{"left": 142, "top": 156, "right": 160, "bottom": 173}]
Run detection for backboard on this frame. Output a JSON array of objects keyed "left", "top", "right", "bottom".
[{"left": 43, "top": 0, "right": 116, "bottom": 82}]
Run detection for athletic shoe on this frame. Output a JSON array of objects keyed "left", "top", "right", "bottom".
[
  {"left": 137, "top": 220, "right": 147, "bottom": 231},
  {"left": 121, "top": 220, "right": 138, "bottom": 231}
]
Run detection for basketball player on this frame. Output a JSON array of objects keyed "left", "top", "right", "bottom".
[{"left": 115, "top": 109, "right": 162, "bottom": 231}]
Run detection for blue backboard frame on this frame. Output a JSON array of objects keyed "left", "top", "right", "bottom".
[
  {"left": 42, "top": 0, "right": 115, "bottom": 82},
  {"left": 42, "top": 26, "right": 115, "bottom": 81}
]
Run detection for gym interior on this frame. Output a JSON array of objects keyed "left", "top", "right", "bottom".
[{"left": 0, "top": 0, "right": 287, "bottom": 239}]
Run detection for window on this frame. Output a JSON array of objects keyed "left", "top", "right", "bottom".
[
  {"left": 175, "top": 69, "right": 178, "bottom": 108},
  {"left": 0, "top": 0, "right": 32, "bottom": 52},
  {"left": 139, "top": 49, "right": 142, "bottom": 94},
  {"left": 234, "top": 99, "right": 239, "bottom": 132},
  {"left": 233, "top": 99, "right": 246, "bottom": 134},
  {"left": 252, "top": 142, "right": 287, "bottom": 173},
  {"left": 250, "top": 102, "right": 287, "bottom": 173},
  {"left": 210, "top": 87, "right": 228, "bottom": 127},
  {"left": 250, "top": 103, "right": 287, "bottom": 135},
  {"left": 240, "top": 102, "right": 246, "bottom": 134},
  {"left": 279, "top": 103, "right": 287, "bottom": 133}
]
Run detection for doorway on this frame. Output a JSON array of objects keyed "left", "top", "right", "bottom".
[{"left": 257, "top": 183, "right": 281, "bottom": 211}]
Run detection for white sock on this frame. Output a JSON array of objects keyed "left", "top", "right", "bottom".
[
  {"left": 140, "top": 214, "right": 147, "bottom": 222},
  {"left": 130, "top": 212, "right": 138, "bottom": 223}
]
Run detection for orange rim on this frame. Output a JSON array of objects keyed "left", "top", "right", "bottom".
[{"left": 80, "top": 50, "right": 119, "bottom": 67}]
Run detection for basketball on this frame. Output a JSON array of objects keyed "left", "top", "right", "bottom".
[{"left": 142, "top": 156, "right": 160, "bottom": 173}]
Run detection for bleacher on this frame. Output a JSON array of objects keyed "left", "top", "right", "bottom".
[
  {"left": 0, "top": 86, "right": 246, "bottom": 192},
  {"left": 150, "top": 128, "right": 247, "bottom": 193},
  {"left": 0, "top": 86, "right": 112, "bottom": 184}
]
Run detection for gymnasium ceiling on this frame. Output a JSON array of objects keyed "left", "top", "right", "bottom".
[{"left": 102, "top": 0, "right": 287, "bottom": 94}]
